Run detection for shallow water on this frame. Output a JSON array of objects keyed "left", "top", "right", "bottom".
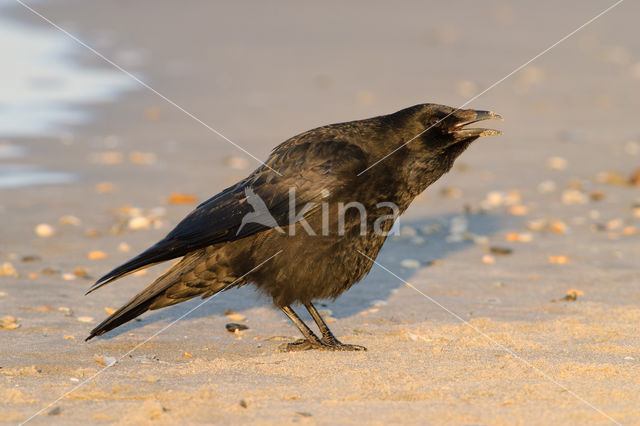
[
  {"left": 0, "top": 0, "right": 137, "bottom": 137},
  {"left": 0, "top": 163, "right": 75, "bottom": 188},
  {"left": 0, "top": 0, "right": 139, "bottom": 188}
]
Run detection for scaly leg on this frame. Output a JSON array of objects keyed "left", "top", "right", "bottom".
[
  {"left": 305, "top": 302, "right": 366, "bottom": 351},
  {"left": 279, "top": 305, "right": 323, "bottom": 352}
]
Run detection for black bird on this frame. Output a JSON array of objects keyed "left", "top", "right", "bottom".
[{"left": 86, "top": 104, "right": 502, "bottom": 351}]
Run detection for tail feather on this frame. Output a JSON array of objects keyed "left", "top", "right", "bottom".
[
  {"left": 85, "top": 251, "right": 214, "bottom": 341},
  {"left": 86, "top": 242, "right": 180, "bottom": 295}
]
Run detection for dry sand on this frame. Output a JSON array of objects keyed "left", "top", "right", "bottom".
[{"left": 1, "top": 1, "right": 640, "bottom": 424}]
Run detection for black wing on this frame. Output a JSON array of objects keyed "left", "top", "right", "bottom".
[{"left": 87, "top": 136, "right": 367, "bottom": 294}]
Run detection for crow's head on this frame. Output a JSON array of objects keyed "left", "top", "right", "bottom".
[
  {"left": 396, "top": 103, "right": 501, "bottom": 161},
  {"left": 407, "top": 103, "right": 502, "bottom": 154},
  {"left": 376, "top": 103, "right": 503, "bottom": 191}
]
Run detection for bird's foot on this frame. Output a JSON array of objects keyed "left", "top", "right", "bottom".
[{"left": 278, "top": 338, "right": 367, "bottom": 352}]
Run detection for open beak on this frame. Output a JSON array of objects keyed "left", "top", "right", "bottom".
[{"left": 451, "top": 110, "right": 503, "bottom": 138}]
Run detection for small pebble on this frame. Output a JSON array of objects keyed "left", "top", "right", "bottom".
[
  {"left": 449, "top": 216, "right": 468, "bottom": 234},
  {"left": 225, "top": 310, "right": 245, "bottom": 322},
  {"left": 35, "top": 306, "right": 54, "bottom": 312},
  {"left": 548, "top": 255, "right": 570, "bottom": 264},
  {"left": 546, "top": 156, "right": 568, "bottom": 170},
  {"left": 606, "top": 219, "right": 623, "bottom": 231},
  {"left": 0, "top": 316, "right": 20, "bottom": 329},
  {"left": 526, "top": 219, "right": 547, "bottom": 232},
  {"left": 597, "top": 171, "right": 628, "bottom": 186},
  {"left": 631, "top": 169, "right": 640, "bottom": 186},
  {"left": 562, "top": 189, "right": 588, "bottom": 205},
  {"left": 88, "top": 250, "right": 108, "bottom": 260},
  {"left": 94, "top": 354, "right": 117, "bottom": 366},
  {"left": 407, "top": 332, "right": 420, "bottom": 342},
  {"left": 129, "top": 152, "right": 157, "bottom": 165},
  {"left": 74, "top": 268, "right": 89, "bottom": 278},
  {"left": 226, "top": 323, "right": 249, "bottom": 332},
  {"left": 509, "top": 205, "right": 528, "bottom": 216},
  {"left": 550, "top": 220, "right": 569, "bottom": 234},
  {"left": 482, "top": 255, "right": 496, "bottom": 264},
  {"left": 128, "top": 216, "right": 151, "bottom": 230},
  {"left": 89, "top": 151, "right": 123, "bottom": 165},
  {"left": 401, "top": 259, "right": 420, "bottom": 269},
  {"left": 168, "top": 193, "right": 198, "bottom": 204},
  {"left": 77, "top": 316, "right": 95, "bottom": 323},
  {"left": 0, "top": 262, "right": 18, "bottom": 277},
  {"left": 42, "top": 267, "right": 60, "bottom": 275},
  {"left": 59, "top": 215, "right": 81, "bottom": 226},
  {"left": 47, "top": 407, "right": 61, "bottom": 416},
  {"left": 35, "top": 223, "right": 55, "bottom": 238},
  {"left": 562, "top": 289, "right": 583, "bottom": 301},
  {"left": 421, "top": 224, "right": 441, "bottom": 234},
  {"left": 410, "top": 236, "right": 426, "bottom": 245},
  {"left": 489, "top": 247, "right": 513, "bottom": 255},
  {"left": 485, "top": 191, "right": 506, "bottom": 207},
  {"left": 441, "top": 186, "right": 462, "bottom": 199},
  {"left": 21, "top": 255, "right": 41, "bottom": 262},
  {"left": 400, "top": 226, "right": 418, "bottom": 238},
  {"left": 506, "top": 232, "right": 533, "bottom": 242},
  {"left": 473, "top": 235, "right": 489, "bottom": 245},
  {"left": 85, "top": 229, "right": 101, "bottom": 238},
  {"left": 118, "top": 242, "right": 131, "bottom": 252},
  {"left": 95, "top": 182, "right": 116, "bottom": 194}
]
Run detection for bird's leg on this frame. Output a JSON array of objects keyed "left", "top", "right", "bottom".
[
  {"left": 279, "top": 305, "right": 324, "bottom": 352},
  {"left": 304, "top": 302, "right": 366, "bottom": 351}
]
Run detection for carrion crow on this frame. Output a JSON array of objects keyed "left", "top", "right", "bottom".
[{"left": 86, "top": 103, "right": 502, "bottom": 351}]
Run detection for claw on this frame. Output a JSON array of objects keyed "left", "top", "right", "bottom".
[{"left": 278, "top": 339, "right": 367, "bottom": 352}]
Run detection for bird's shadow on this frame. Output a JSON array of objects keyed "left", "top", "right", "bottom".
[{"left": 93, "top": 211, "right": 504, "bottom": 339}]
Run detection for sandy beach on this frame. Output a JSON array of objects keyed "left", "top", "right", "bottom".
[{"left": 1, "top": 1, "right": 640, "bottom": 424}]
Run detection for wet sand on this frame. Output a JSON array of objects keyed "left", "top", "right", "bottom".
[{"left": 1, "top": 1, "right": 640, "bottom": 424}]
